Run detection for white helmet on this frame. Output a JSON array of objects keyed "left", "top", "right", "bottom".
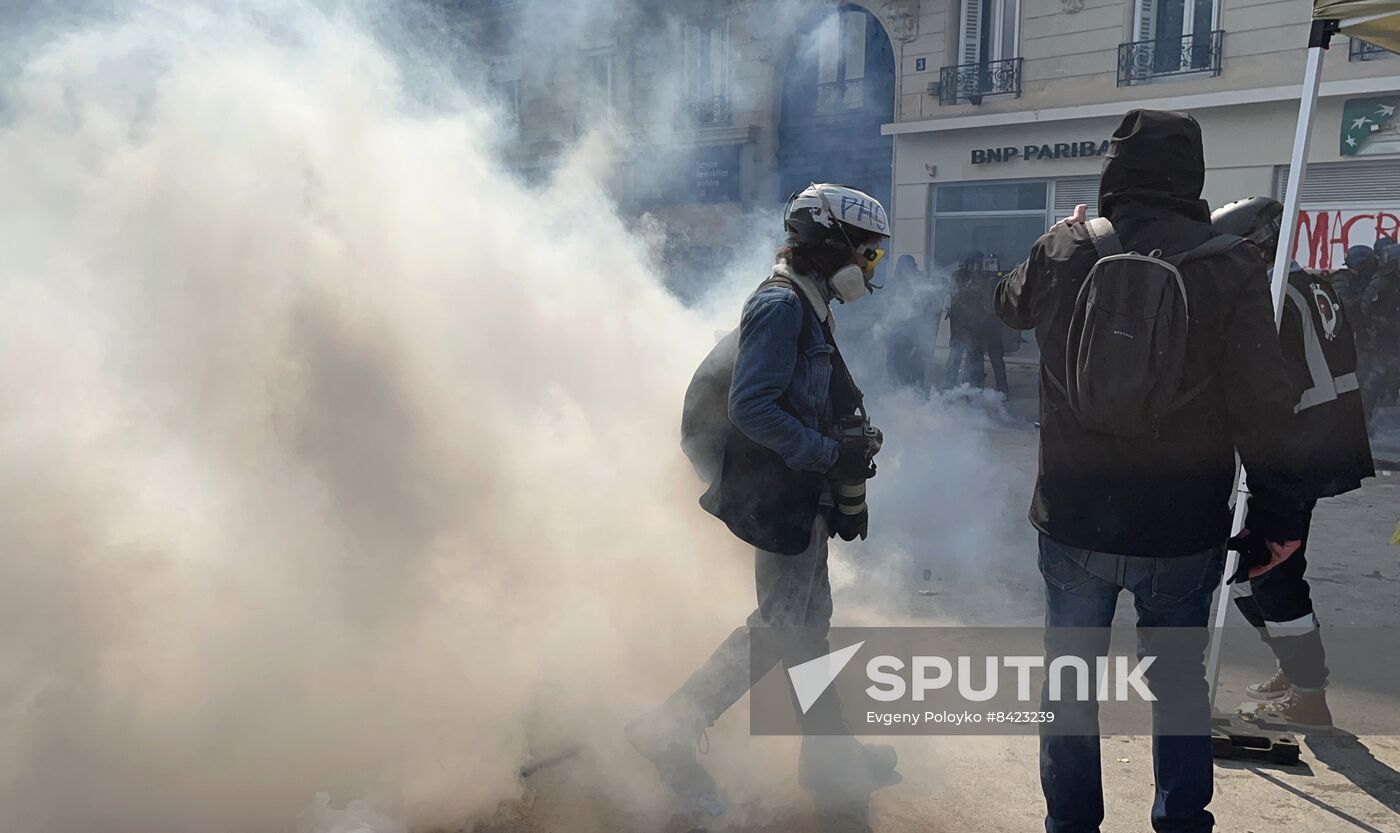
[
  {"left": 784, "top": 183, "right": 890, "bottom": 303},
  {"left": 785, "top": 183, "right": 890, "bottom": 242}
]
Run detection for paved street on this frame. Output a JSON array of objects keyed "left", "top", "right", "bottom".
[{"left": 493, "top": 360, "right": 1400, "bottom": 833}]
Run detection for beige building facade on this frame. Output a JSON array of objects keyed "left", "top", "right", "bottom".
[
  {"left": 458, "top": 0, "right": 1400, "bottom": 276},
  {"left": 884, "top": 0, "right": 1400, "bottom": 274}
]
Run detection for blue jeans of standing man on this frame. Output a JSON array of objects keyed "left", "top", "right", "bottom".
[{"left": 1038, "top": 534, "right": 1225, "bottom": 833}]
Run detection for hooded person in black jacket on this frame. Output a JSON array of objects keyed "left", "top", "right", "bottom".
[{"left": 996, "top": 110, "right": 1309, "bottom": 833}]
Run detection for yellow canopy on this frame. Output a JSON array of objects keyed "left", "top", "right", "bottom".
[{"left": 1314, "top": 0, "right": 1400, "bottom": 53}]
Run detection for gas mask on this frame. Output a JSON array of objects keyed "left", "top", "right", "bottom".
[{"left": 826, "top": 243, "right": 884, "bottom": 304}]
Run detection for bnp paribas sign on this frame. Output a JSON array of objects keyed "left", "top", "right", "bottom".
[{"left": 971, "top": 140, "right": 1111, "bottom": 164}]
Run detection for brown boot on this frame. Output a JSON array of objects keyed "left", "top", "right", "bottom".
[
  {"left": 1257, "top": 689, "right": 1334, "bottom": 732},
  {"left": 1245, "top": 668, "right": 1293, "bottom": 702}
]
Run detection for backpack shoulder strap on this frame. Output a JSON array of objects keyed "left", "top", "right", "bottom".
[
  {"left": 765, "top": 275, "right": 866, "bottom": 414},
  {"left": 1045, "top": 224, "right": 1119, "bottom": 404},
  {"left": 758, "top": 274, "right": 864, "bottom": 415},
  {"left": 1155, "top": 235, "right": 1245, "bottom": 415},
  {"left": 1166, "top": 234, "right": 1246, "bottom": 266},
  {"left": 1085, "top": 217, "right": 1122, "bottom": 259},
  {"left": 760, "top": 275, "right": 812, "bottom": 332},
  {"left": 756, "top": 274, "right": 816, "bottom": 353},
  {"left": 754, "top": 275, "right": 815, "bottom": 415}
]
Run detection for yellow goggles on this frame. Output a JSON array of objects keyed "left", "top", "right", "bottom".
[{"left": 862, "top": 246, "right": 885, "bottom": 273}]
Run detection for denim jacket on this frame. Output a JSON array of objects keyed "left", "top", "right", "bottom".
[{"left": 728, "top": 267, "right": 840, "bottom": 474}]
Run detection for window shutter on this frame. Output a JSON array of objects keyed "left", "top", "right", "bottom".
[
  {"left": 987, "top": 0, "right": 1020, "bottom": 62},
  {"left": 843, "top": 11, "right": 867, "bottom": 81},
  {"left": 684, "top": 24, "right": 702, "bottom": 97},
  {"left": 816, "top": 15, "right": 840, "bottom": 83},
  {"left": 959, "top": 0, "right": 983, "bottom": 65},
  {"left": 1135, "top": 0, "right": 1156, "bottom": 42},
  {"left": 1275, "top": 160, "right": 1400, "bottom": 205},
  {"left": 711, "top": 19, "right": 728, "bottom": 98},
  {"left": 1052, "top": 177, "right": 1101, "bottom": 219},
  {"left": 582, "top": 53, "right": 613, "bottom": 110}
]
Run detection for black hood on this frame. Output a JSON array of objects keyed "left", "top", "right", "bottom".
[{"left": 1100, "top": 109, "right": 1211, "bottom": 223}]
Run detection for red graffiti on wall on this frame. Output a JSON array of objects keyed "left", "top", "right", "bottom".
[{"left": 1292, "top": 210, "right": 1400, "bottom": 270}]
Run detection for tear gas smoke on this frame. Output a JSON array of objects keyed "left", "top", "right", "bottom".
[
  {"left": 0, "top": 3, "right": 1028, "bottom": 832},
  {"left": 0, "top": 4, "right": 757, "bottom": 830}
]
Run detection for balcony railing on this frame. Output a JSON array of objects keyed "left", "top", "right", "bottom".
[
  {"left": 1117, "top": 30, "right": 1224, "bottom": 86},
  {"left": 1350, "top": 37, "right": 1395, "bottom": 61},
  {"left": 937, "top": 57, "right": 1023, "bottom": 105},
  {"left": 675, "top": 95, "right": 731, "bottom": 129}
]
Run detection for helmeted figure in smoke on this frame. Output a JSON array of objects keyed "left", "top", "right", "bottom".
[
  {"left": 1359, "top": 236, "right": 1400, "bottom": 420},
  {"left": 631, "top": 184, "right": 898, "bottom": 831},
  {"left": 1329, "top": 243, "right": 1376, "bottom": 312},
  {"left": 942, "top": 252, "right": 986, "bottom": 390}
]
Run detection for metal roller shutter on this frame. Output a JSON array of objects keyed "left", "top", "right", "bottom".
[
  {"left": 1274, "top": 160, "right": 1400, "bottom": 206},
  {"left": 1051, "top": 176, "right": 1100, "bottom": 218}
]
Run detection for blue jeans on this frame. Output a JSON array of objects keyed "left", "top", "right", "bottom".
[{"left": 1037, "top": 535, "right": 1225, "bottom": 833}]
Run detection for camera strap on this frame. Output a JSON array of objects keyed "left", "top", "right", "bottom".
[{"left": 819, "top": 318, "right": 864, "bottom": 420}]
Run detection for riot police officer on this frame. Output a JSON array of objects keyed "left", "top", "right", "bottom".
[
  {"left": 1332, "top": 244, "right": 1377, "bottom": 313},
  {"left": 1361, "top": 237, "right": 1400, "bottom": 419}
]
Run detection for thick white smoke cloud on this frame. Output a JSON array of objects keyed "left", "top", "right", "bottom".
[
  {"left": 0, "top": 3, "right": 1028, "bottom": 831},
  {"left": 0, "top": 4, "right": 761, "bottom": 831}
]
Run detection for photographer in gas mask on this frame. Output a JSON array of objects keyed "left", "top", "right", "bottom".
[{"left": 632, "top": 184, "right": 894, "bottom": 832}]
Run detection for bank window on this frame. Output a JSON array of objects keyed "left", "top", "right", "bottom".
[
  {"left": 936, "top": 182, "right": 1044, "bottom": 213},
  {"left": 958, "top": 0, "right": 1021, "bottom": 65},
  {"left": 931, "top": 182, "right": 1048, "bottom": 272},
  {"left": 1133, "top": 0, "right": 1219, "bottom": 73}
]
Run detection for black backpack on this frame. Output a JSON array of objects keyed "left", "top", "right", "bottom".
[
  {"left": 681, "top": 274, "right": 829, "bottom": 482},
  {"left": 1050, "top": 218, "right": 1243, "bottom": 437},
  {"left": 680, "top": 326, "right": 743, "bottom": 485},
  {"left": 680, "top": 274, "right": 859, "bottom": 554}
]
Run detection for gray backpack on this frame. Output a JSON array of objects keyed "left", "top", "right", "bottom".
[{"left": 1052, "top": 218, "right": 1243, "bottom": 437}]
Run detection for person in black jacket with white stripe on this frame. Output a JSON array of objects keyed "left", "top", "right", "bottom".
[{"left": 1213, "top": 197, "right": 1375, "bottom": 731}]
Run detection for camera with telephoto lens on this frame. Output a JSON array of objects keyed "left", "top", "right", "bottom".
[{"left": 829, "top": 413, "right": 882, "bottom": 520}]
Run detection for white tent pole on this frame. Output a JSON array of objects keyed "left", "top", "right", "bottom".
[
  {"left": 1206, "top": 24, "right": 1332, "bottom": 708},
  {"left": 1271, "top": 44, "right": 1327, "bottom": 320}
]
